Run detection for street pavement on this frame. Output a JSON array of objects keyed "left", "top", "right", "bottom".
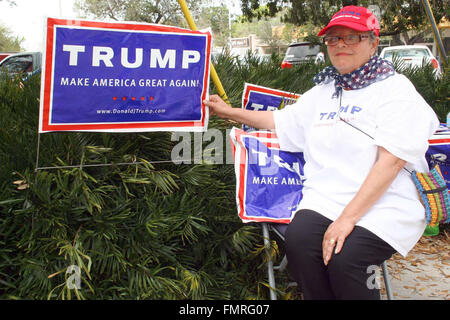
[{"left": 380, "top": 231, "right": 449, "bottom": 300}]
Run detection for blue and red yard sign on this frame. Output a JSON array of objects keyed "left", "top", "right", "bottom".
[
  {"left": 231, "top": 84, "right": 303, "bottom": 223},
  {"left": 230, "top": 128, "right": 305, "bottom": 223},
  {"left": 427, "top": 126, "right": 450, "bottom": 188},
  {"left": 241, "top": 83, "right": 300, "bottom": 131},
  {"left": 39, "top": 18, "right": 212, "bottom": 133}
]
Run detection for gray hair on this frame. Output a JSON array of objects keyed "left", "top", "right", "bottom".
[{"left": 369, "top": 31, "right": 378, "bottom": 43}]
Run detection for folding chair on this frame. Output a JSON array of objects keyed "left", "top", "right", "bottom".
[{"left": 261, "top": 222, "right": 394, "bottom": 300}]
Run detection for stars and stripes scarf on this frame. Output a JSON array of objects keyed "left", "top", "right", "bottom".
[{"left": 313, "top": 55, "right": 396, "bottom": 98}]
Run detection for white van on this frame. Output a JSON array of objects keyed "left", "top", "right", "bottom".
[
  {"left": 0, "top": 52, "right": 42, "bottom": 77},
  {"left": 379, "top": 45, "right": 441, "bottom": 77}
]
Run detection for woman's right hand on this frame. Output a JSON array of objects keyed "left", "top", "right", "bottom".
[
  {"left": 203, "top": 94, "right": 234, "bottom": 119},
  {"left": 204, "top": 94, "right": 276, "bottom": 130}
]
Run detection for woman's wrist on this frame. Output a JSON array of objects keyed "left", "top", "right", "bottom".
[
  {"left": 337, "top": 211, "right": 359, "bottom": 225},
  {"left": 227, "top": 106, "right": 238, "bottom": 121}
]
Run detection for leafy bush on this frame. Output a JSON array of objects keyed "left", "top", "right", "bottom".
[
  {"left": 0, "top": 53, "right": 448, "bottom": 299},
  {"left": 0, "top": 73, "right": 270, "bottom": 299},
  {"left": 391, "top": 57, "right": 449, "bottom": 123}
]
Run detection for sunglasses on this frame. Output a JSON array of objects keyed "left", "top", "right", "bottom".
[{"left": 323, "top": 34, "right": 370, "bottom": 46}]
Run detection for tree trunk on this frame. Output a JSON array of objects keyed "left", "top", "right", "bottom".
[
  {"left": 407, "top": 30, "right": 428, "bottom": 45},
  {"left": 392, "top": 33, "right": 404, "bottom": 46}
]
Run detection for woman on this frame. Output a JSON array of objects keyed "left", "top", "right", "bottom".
[{"left": 204, "top": 6, "right": 440, "bottom": 299}]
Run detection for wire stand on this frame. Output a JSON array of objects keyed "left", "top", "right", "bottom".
[{"left": 34, "top": 132, "right": 191, "bottom": 172}]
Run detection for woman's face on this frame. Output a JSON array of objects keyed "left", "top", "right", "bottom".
[{"left": 326, "top": 26, "right": 379, "bottom": 74}]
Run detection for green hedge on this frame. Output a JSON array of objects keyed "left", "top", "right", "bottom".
[{"left": 0, "top": 54, "right": 448, "bottom": 299}]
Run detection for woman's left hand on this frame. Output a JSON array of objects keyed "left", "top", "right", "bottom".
[{"left": 322, "top": 217, "right": 356, "bottom": 266}]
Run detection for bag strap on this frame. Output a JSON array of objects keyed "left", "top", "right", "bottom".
[
  {"left": 337, "top": 92, "right": 415, "bottom": 175},
  {"left": 421, "top": 186, "right": 448, "bottom": 194}
]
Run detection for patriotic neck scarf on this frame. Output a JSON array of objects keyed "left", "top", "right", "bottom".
[{"left": 313, "top": 55, "right": 396, "bottom": 98}]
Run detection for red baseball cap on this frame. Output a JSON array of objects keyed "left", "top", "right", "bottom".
[{"left": 318, "top": 6, "right": 380, "bottom": 37}]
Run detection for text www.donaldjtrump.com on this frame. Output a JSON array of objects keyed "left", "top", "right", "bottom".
[{"left": 96, "top": 108, "right": 167, "bottom": 115}]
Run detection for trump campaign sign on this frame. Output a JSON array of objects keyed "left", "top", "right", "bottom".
[
  {"left": 39, "top": 18, "right": 212, "bottom": 133},
  {"left": 230, "top": 127, "right": 305, "bottom": 223},
  {"left": 241, "top": 83, "right": 300, "bottom": 132},
  {"left": 427, "top": 125, "right": 450, "bottom": 188}
]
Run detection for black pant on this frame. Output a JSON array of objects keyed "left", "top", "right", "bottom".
[{"left": 285, "top": 209, "right": 396, "bottom": 300}]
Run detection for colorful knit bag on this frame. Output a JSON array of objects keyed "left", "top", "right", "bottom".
[{"left": 411, "top": 164, "right": 450, "bottom": 235}]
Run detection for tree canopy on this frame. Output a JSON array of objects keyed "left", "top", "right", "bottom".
[
  {"left": 75, "top": 0, "right": 232, "bottom": 47},
  {"left": 240, "top": 0, "right": 449, "bottom": 37},
  {"left": 196, "top": 6, "right": 231, "bottom": 47},
  {"left": 0, "top": 0, "right": 16, "bottom": 5},
  {"left": 0, "top": 23, "right": 23, "bottom": 51},
  {"left": 0, "top": 0, "right": 21, "bottom": 51},
  {"left": 74, "top": 0, "right": 202, "bottom": 26}
]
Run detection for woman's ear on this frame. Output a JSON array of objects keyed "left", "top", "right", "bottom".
[{"left": 371, "top": 37, "right": 380, "bottom": 56}]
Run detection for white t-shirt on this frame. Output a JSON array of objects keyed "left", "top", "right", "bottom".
[{"left": 273, "top": 73, "right": 440, "bottom": 257}]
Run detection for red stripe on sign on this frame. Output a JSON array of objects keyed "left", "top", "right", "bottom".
[
  {"left": 243, "top": 215, "right": 291, "bottom": 223},
  {"left": 238, "top": 139, "right": 248, "bottom": 220},
  {"left": 246, "top": 84, "right": 301, "bottom": 99},
  {"left": 243, "top": 83, "right": 301, "bottom": 110},
  {"left": 200, "top": 30, "right": 212, "bottom": 128},
  {"left": 42, "top": 18, "right": 57, "bottom": 132},
  {"left": 42, "top": 121, "right": 202, "bottom": 132},
  {"left": 45, "top": 18, "right": 207, "bottom": 35},
  {"left": 428, "top": 138, "right": 450, "bottom": 145}
]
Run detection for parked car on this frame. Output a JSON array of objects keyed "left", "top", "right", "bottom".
[
  {"left": 281, "top": 42, "right": 325, "bottom": 69},
  {"left": 0, "top": 52, "right": 17, "bottom": 63},
  {"left": 257, "top": 53, "right": 272, "bottom": 63},
  {"left": 0, "top": 52, "right": 42, "bottom": 77},
  {"left": 379, "top": 45, "right": 441, "bottom": 77}
]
